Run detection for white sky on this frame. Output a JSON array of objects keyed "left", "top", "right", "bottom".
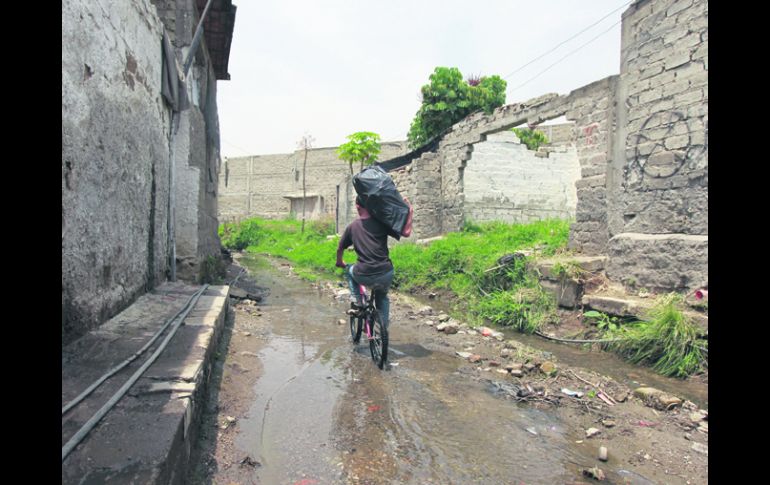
[{"left": 217, "top": 0, "right": 631, "bottom": 158}]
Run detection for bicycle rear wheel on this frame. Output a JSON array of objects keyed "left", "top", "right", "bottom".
[
  {"left": 350, "top": 313, "right": 362, "bottom": 344},
  {"left": 368, "top": 309, "right": 388, "bottom": 369}
]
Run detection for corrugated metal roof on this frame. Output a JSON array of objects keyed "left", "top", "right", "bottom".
[{"left": 196, "top": 0, "right": 237, "bottom": 80}]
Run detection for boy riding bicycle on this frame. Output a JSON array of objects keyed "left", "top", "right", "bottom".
[{"left": 335, "top": 195, "right": 413, "bottom": 329}]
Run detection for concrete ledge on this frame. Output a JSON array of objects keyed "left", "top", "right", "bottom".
[
  {"left": 62, "top": 283, "right": 230, "bottom": 485},
  {"left": 582, "top": 294, "right": 708, "bottom": 333}
]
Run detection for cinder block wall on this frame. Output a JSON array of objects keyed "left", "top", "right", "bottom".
[
  {"left": 605, "top": 0, "right": 708, "bottom": 292},
  {"left": 464, "top": 130, "right": 580, "bottom": 223},
  {"left": 218, "top": 142, "right": 408, "bottom": 222}
]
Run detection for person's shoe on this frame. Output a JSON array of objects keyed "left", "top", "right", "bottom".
[{"left": 346, "top": 302, "right": 363, "bottom": 316}]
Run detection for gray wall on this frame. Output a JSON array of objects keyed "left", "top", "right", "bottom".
[
  {"left": 218, "top": 142, "right": 408, "bottom": 222},
  {"left": 62, "top": 0, "right": 171, "bottom": 344},
  {"left": 62, "top": 0, "right": 227, "bottom": 343},
  {"left": 464, "top": 130, "right": 580, "bottom": 223},
  {"left": 605, "top": 0, "right": 708, "bottom": 292}
]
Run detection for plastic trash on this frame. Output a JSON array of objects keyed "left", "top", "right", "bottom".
[
  {"left": 352, "top": 165, "right": 410, "bottom": 239},
  {"left": 561, "top": 388, "right": 584, "bottom": 398}
]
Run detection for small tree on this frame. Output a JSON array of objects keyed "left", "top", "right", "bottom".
[
  {"left": 511, "top": 127, "right": 549, "bottom": 151},
  {"left": 296, "top": 133, "right": 315, "bottom": 233},
  {"left": 336, "top": 131, "right": 381, "bottom": 175}
]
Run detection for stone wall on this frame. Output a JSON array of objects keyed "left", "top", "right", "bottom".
[
  {"left": 218, "top": 142, "right": 408, "bottom": 222},
  {"left": 62, "top": 0, "right": 230, "bottom": 343},
  {"left": 62, "top": 0, "right": 171, "bottom": 343},
  {"left": 605, "top": 0, "right": 708, "bottom": 292}
]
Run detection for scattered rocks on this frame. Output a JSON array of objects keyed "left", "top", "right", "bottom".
[
  {"left": 505, "top": 363, "right": 522, "bottom": 372},
  {"left": 479, "top": 327, "right": 494, "bottom": 337},
  {"left": 418, "top": 305, "right": 434, "bottom": 315},
  {"left": 338, "top": 319, "right": 346, "bottom": 325},
  {"left": 582, "top": 466, "right": 605, "bottom": 481},
  {"left": 496, "top": 369, "right": 509, "bottom": 375},
  {"left": 469, "top": 354, "right": 483, "bottom": 363},
  {"left": 437, "top": 322, "right": 459, "bottom": 334},
  {"left": 524, "top": 363, "right": 536, "bottom": 373},
  {"left": 633, "top": 387, "right": 683, "bottom": 410},
  {"left": 586, "top": 427, "right": 601, "bottom": 438},
  {"left": 488, "top": 361, "right": 501, "bottom": 367},
  {"left": 504, "top": 340, "right": 518, "bottom": 349},
  {"left": 540, "top": 361, "right": 557, "bottom": 375},
  {"left": 455, "top": 351, "right": 473, "bottom": 359},
  {"left": 601, "top": 419, "right": 616, "bottom": 428},
  {"left": 425, "top": 320, "right": 435, "bottom": 326},
  {"left": 500, "top": 348, "right": 512, "bottom": 358},
  {"left": 437, "top": 313, "right": 451, "bottom": 322},
  {"left": 598, "top": 446, "right": 608, "bottom": 462},
  {"left": 509, "top": 370, "right": 524, "bottom": 378},
  {"left": 689, "top": 410, "right": 708, "bottom": 423},
  {"left": 690, "top": 442, "right": 708, "bottom": 455}
]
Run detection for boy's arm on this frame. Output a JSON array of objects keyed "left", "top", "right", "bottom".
[
  {"left": 336, "top": 226, "right": 352, "bottom": 267},
  {"left": 402, "top": 198, "right": 414, "bottom": 237}
]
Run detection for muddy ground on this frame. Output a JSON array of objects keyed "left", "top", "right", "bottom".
[{"left": 187, "top": 254, "right": 708, "bottom": 485}]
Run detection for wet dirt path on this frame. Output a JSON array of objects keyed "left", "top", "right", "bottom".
[{"left": 188, "top": 255, "right": 707, "bottom": 485}]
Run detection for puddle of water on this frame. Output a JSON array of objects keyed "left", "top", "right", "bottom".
[{"left": 229, "top": 255, "right": 666, "bottom": 484}]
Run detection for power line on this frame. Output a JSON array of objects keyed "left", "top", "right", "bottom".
[
  {"left": 221, "top": 137, "right": 253, "bottom": 156},
  {"left": 508, "top": 17, "right": 623, "bottom": 95},
  {"left": 502, "top": 0, "right": 632, "bottom": 81}
]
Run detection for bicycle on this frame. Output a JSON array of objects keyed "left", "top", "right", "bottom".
[{"left": 349, "top": 282, "right": 388, "bottom": 369}]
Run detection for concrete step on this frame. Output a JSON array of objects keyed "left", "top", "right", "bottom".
[
  {"left": 62, "top": 282, "right": 230, "bottom": 484},
  {"left": 530, "top": 255, "right": 608, "bottom": 309},
  {"left": 582, "top": 293, "right": 708, "bottom": 334}
]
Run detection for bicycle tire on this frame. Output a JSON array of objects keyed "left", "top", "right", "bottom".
[
  {"left": 350, "top": 313, "right": 362, "bottom": 344},
  {"left": 368, "top": 309, "right": 388, "bottom": 369}
]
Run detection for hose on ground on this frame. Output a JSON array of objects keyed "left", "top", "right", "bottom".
[{"left": 62, "top": 285, "right": 209, "bottom": 462}]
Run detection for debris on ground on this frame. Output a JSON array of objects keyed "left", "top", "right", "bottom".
[{"left": 581, "top": 466, "right": 606, "bottom": 481}]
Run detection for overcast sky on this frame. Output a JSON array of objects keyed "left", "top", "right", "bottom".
[{"left": 217, "top": 0, "right": 631, "bottom": 158}]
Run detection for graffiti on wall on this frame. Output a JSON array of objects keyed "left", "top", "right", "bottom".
[{"left": 625, "top": 111, "right": 708, "bottom": 185}]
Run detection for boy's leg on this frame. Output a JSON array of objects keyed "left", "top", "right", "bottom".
[
  {"left": 371, "top": 269, "right": 394, "bottom": 328},
  {"left": 344, "top": 264, "right": 363, "bottom": 306}
]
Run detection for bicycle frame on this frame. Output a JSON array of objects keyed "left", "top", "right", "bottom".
[{"left": 358, "top": 284, "right": 375, "bottom": 340}]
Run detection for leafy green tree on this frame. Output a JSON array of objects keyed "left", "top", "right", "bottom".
[
  {"left": 407, "top": 67, "right": 507, "bottom": 149},
  {"left": 337, "top": 131, "right": 382, "bottom": 175}
]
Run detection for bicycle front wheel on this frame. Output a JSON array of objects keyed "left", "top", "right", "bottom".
[
  {"left": 368, "top": 309, "right": 388, "bottom": 369},
  {"left": 350, "top": 313, "right": 362, "bottom": 344}
]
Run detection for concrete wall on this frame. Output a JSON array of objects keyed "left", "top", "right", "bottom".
[
  {"left": 62, "top": 0, "right": 172, "bottom": 344},
  {"left": 63, "top": 0, "right": 228, "bottom": 343},
  {"left": 464, "top": 130, "right": 580, "bottom": 223},
  {"left": 168, "top": 0, "right": 224, "bottom": 281},
  {"left": 605, "top": 0, "right": 708, "bottom": 292},
  {"left": 218, "top": 142, "right": 408, "bottom": 222}
]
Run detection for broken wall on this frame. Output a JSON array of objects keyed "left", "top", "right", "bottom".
[{"left": 463, "top": 130, "right": 580, "bottom": 223}]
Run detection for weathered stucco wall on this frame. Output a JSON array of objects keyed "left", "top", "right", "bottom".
[
  {"left": 170, "top": 0, "right": 225, "bottom": 281},
  {"left": 218, "top": 142, "right": 408, "bottom": 222},
  {"left": 62, "top": 0, "right": 171, "bottom": 343},
  {"left": 464, "top": 130, "right": 580, "bottom": 223},
  {"left": 63, "top": 0, "right": 229, "bottom": 343},
  {"left": 605, "top": 0, "right": 708, "bottom": 292}
]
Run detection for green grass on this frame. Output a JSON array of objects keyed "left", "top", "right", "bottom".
[
  {"left": 603, "top": 293, "right": 708, "bottom": 378},
  {"left": 220, "top": 216, "right": 570, "bottom": 333}
]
